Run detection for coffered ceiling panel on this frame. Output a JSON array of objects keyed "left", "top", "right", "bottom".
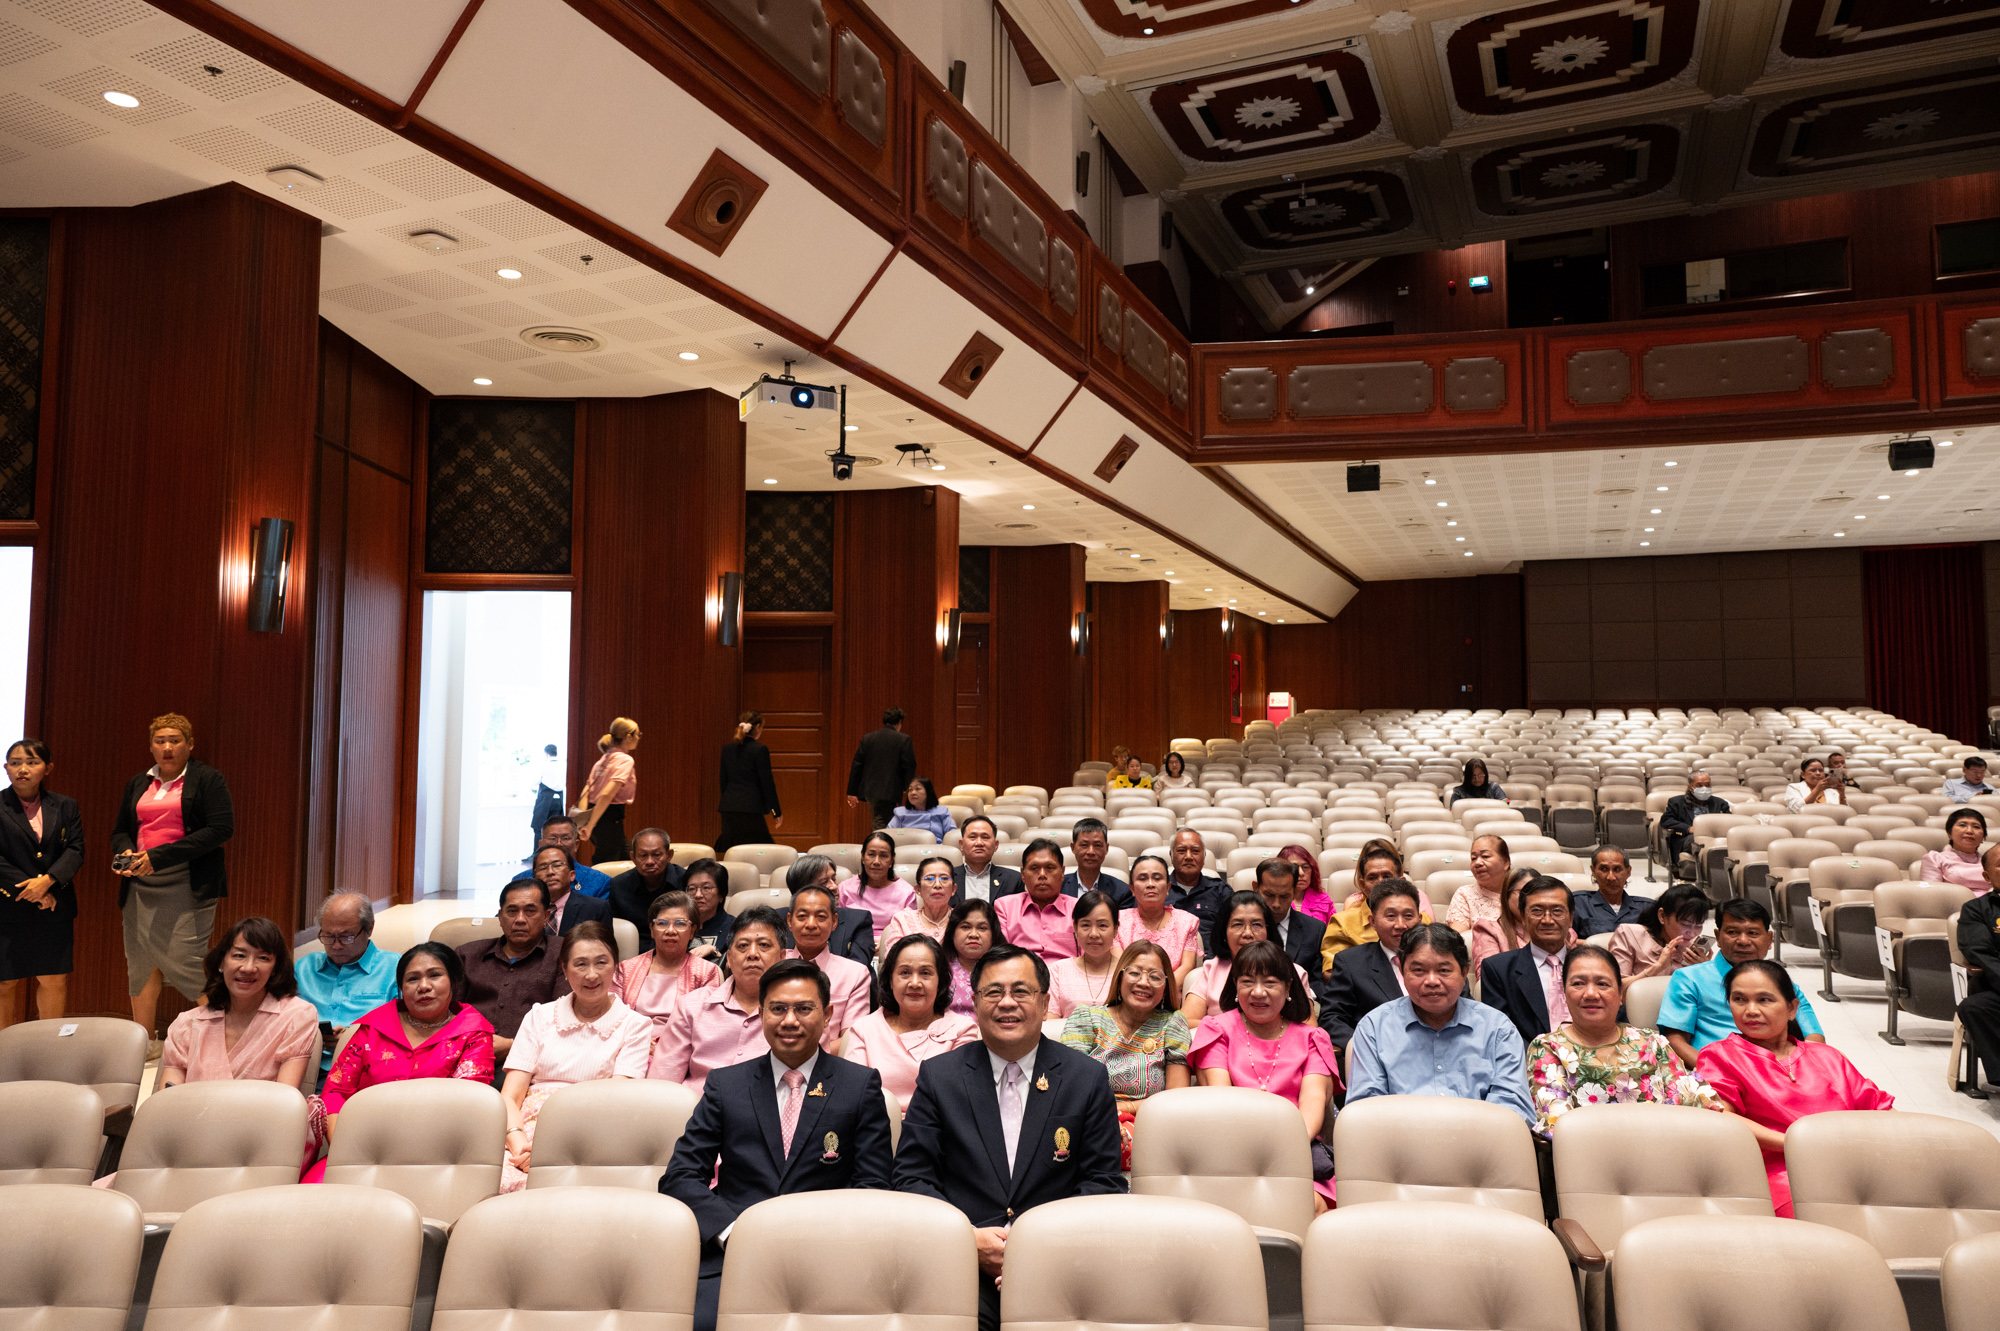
[
  {"left": 1467, "top": 120, "right": 1682, "bottom": 219},
  {"left": 1434, "top": 0, "right": 1706, "bottom": 125},
  {"left": 1218, "top": 167, "right": 1416, "bottom": 249},
  {"left": 1770, "top": 0, "right": 2000, "bottom": 66},
  {"left": 1068, "top": 0, "right": 1356, "bottom": 49},
  {"left": 1744, "top": 67, "right": 2000, "bottom": 182},
  {"left": 1141, "top": 42, "right": 1391, "bottom": 166}
]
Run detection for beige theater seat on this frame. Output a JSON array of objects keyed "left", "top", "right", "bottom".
[
  {"left": 0, "top": 1080, "right": 104, "bottom": 1186},
  {"left": 0, "top": 1184, "right": 144, "bottom": 1331},
  {"left": 1788, "top": 1111, "right": 2000, "bottom": 1330},
  {"left": 671, "top": 843, "right": 716, "bottom": 868},
  {"left": 720, "top": 1190, "right": 976, "bottom": 1330},
  {"left": 1552, "top": 1105, "right": 1772, "bottom": 1330},
  {"left": 429, "top": 916, "right": 501, "bottom": 951},
  {"left": 0, "top": 1016, "right": 149, "bottom": 1167},
  {"left": 146, "top": 1185, "right": 422, "bottom": 1331},
  {"left": 1303, "top": 1201, "right": 1576, "bottom": 1331},
  {"left": 1612, "top": 1214, "right": 1908, "bottom": 1331},
  {"left": 322, "top": 1079, "right": 506, "bottom": 1225},
  {"left": 1002, "top": 1195, "right": 1265, "bottom": 1331},
  {"left": 1624, "top": 975, "right": 1671, "bottom": 1030},
  {"left": 432, "top": 1187, "right": 697, "bottom": 1331},
  {"left": 725, "top": 886, "right": 791, "bottom": 916},
  {"left": 115, "top": 1080, "right": 309, "bottom": 1219},
  {"left": 1942, "top": 1230, "right": 2000, "bottom": 1331},
  {"left": 1331, "top": 1095, "right": 1543, "bottom": 1221},
  {"left": 526, "top": 1078, "right": 698, "bottom": 1190}
]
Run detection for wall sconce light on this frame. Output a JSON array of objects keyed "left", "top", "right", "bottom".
[
  {"left": 247, "top": 518, "right": 293, "bottom": 633},
  {"left": 1161, "top": 610, "right": 1176, "bottom": 650},
  {"left": 717, "top": 572, "right": 743, "bottom": 647},
  {"left": 942, "top": 607, "right": 963, "bottom": 664},
  {"left": 1073, "top": 610, "right": 1092, "bottom": 657},
  {"left": 1220, "top": 611, "right": 1233, "bottom": 639}
]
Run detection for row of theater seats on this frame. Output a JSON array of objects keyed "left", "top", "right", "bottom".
[{"left": 3, "top": 1065, "right": 1997, "bottom": 1331}]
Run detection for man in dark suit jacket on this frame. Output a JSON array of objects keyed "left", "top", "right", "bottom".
[
  {"left": 662, "top": 959, "right": 896, "bottom": 1331},
  {"left": 780, "top": 856, "right": 876, "bottom": 974},
  {"left": 1480, "top": 877, "right": 1577, "bottom": 1047},
  {"left": 893, "top": 944, "right": 1124, "bottom": 1331},
  {"left": 953, "top": 817, "right": 1024, "bottom": 906},
  {"left": 1254, "top": 858, "right": 1328, "bottom": 980},
  {"left": 528, "top": 849, "right": 614, "bottom": 935},
  {"left": 1322, "top": 879, "right": 1424, "bottom": 1055},
  {"left": 1659, "top": 774, "right": 1729, "bottom": 873},
  {"left": 845, "top": 707, "right": 917, "bottom": 830},
  {"left": 606, "top": 827, "right": 685, "bottom": 937}
]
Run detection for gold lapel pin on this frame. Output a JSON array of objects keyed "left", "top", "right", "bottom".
[
  {"left": 1035, "top": 1074, "right": 1049, "bottom": 1092},
  {"left": 808, "top": 1082, "right": 827, "bottom": 1097}
]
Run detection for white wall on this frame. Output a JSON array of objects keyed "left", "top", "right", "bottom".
[{"left": 1119, "top": 193, "right": 1192, "bottom": 323}]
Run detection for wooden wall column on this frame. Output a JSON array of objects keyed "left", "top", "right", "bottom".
[
  {"left": 44, "top": 183, "right": 321, "bottom": 1018},
  {"left": 575, "top": 390, "right": 744, "bottom": 852},
  {"left": 1089, "top": 580, "right": 1171, "bottom": 766},
  {"left": 992, "top": 544, "right": 1086, "bottom": 794}
]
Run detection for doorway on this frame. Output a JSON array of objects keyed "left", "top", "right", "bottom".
[
  {"left": 743, "top": 626, "right": 832, "bottom": 849},
  {"left": 955, "top": 620, "right": 992, "bottom": 788}
]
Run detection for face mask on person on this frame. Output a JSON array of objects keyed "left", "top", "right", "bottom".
[{"left": 1690, "top": 788, "right": 1710, "bottom": 802}]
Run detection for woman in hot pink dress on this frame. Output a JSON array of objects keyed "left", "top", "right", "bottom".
[
  {"left": 612, "top": 889, "right": 721, "bottom": 1025},
  {"left": 837, "top": 832, "right": 916, "bottom": 936},
  {"left": 1189, "top": 939, "right": 1340, "bottom": 1210},
  {"left": 1696, "top": 959, "right": 1893, "bottom": 1217},
  {"left": 841, "top": 934, "right": 977, "bottom": 1110},
  {"left": 1278, "top": 844, "right": 1335, "bottom": 923},
  {"left": 1114, "top": 855, "right": 1201, "bottom": 985}
]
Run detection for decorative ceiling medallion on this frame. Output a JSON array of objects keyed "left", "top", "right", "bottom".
[
  {"left": 1075, "top": 0, "right": 1307, "bottom": 41},
  {"left": 1778, "top": 0, "right": 2000, "bottom": 60},
  {"left": 1469, "top": 125, "right": 1679, "bottom": 215},
  {"left": 1747, "top": 70, "right": 2000, "bottom": 176},
  {"left": 1149, "top": 48, "right": 1383, "bottom": 162},
  {"left": 1219, "top": 172, "right": 1413, "bottom": 249},
  {"left": 1443, "top": 0, "right": 1699, "bottom": 117}
]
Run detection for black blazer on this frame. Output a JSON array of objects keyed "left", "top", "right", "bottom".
[
  {"left": 893, "top": 1037, "right": 1125, "bottom": 1230},
  {"left": 0, "top": 788, "right": 82, "bottom": 922},
  {"left": 607, "top": 866, "right": 685, "bottom": 937},
  {"left": 1480, "top": 945, "right": 1555, "bottom": 1047},
  {"left": 1322, "top": 941, "right": 1403, "bottom": 1050},
  {"left": 1281, "top": 910, "right": 1328, "bottom": 980},
  {"left": 661, "top": 1051, "right": 894, "bottom": 1274},
  {"left": 719, "top": 740, "right": 781, "bottom": 816},
  {"left": 109, "top": 760, "right": 234, "bottom": 905},
  {"left": 847, "top": 727, "right": 916, "bottom": 803},
  {"left": 950, "top": 861, "right": 1023, "bottom": 908},
  {"left": 554, "top": 889, "right": 613, "bottom": 934}
]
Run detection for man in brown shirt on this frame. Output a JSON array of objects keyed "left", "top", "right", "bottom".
[{"left": 457, "top": 878, "right": 569, "bottom": 1075}]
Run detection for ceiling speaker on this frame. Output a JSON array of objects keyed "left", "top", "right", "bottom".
[{"left": 668, "top": 150, "right": 769, "bottom": 257}]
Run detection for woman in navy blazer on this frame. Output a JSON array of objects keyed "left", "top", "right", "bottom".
[{"left": 0, "top": 739, "right": 83, "bottom": 1021}]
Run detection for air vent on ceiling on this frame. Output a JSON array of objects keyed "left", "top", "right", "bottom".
[
  {"left": 1593, "top": 487, "right": 1636, "bottom": 496},
  {"left": 1591, "top": 528, "right": 1625, "bottom": 534},
  {"left": 845, "top": 454, "right": 884, "bottom": 468},
  {"left": 518, "top": 325, "right": 602, "bottom": 354},
  {"left": 407, "top": 227, "right": 462, "bottom": 252},
  {"left": 1001, "top": 522, "right": 1038, "bottom": 530},
  {"left": 1377, "top": 479, "right": 1406, "bottom": 489},
  {"left": 1812, "top": 495, "right": 1853, "bottom": 503}
]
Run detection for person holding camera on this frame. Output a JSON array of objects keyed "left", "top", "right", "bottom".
[{"left": 110, "top": 713, "right": 235, "bottom": 1054}]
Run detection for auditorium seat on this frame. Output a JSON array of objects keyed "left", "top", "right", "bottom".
[
  {"left": 429, "top": 916, "right": 502, "bottom": 951},
  {"left": 879, "top": 828, "right": 938, "bottom": 849},
  {"left": 0, "top": 1016, "right": 148, "bottom": 1166},
  {"left": 0, "top": 1184, "right": 142, "bottom": 1329},
  {"left": 1624, "top": 976, "right": 1670, "bottom": 1030},
  {"left": 729, "top": 844, "right": 799, "bottom": 885},
  {"left": 671, "top": 843, "right": 716, "bottom": 867},
  {"left": 115, "top": 1081, "right": 307, "bottom": 1219},
  {"left": 591, "top": 859, "right": 635, "bottom": 879},
  {"left": 1812, "top": 857, "right": 1905, "bottom": 998},
  {"left": 432, "top": 1187, "right": 696, "bottom": 1331},
  {"left": 1768, "top": 837, "right": 1840, "bottom": 944},
  {"left": 1304, "top": 1202, "right": 1575, "bottom": 1331},
  {"left": 896, "top": 844, "right": 963, "bottom": 871},
  {"left": 1942, "top": 1230, "right": 2000, "bottom": 1331},
  {"left": 526, "top": 1079, "right": 696, "bottom": 1190},
  {"left": 721, "top": 1190, "right": 976, "bottom": 1329},
  {"left": 808, "top": 842, "right": 864, "bottom": 876},
  {"left": 1002, "top": 1195, "right": 1264, "bottom": 1331},
  {"left": 322, "top": 1079, "right": 504, "bottom": 1224},
  {"left": 146, "top": 1185, "right": 422, "bottom": 1331},
  {"left": 725, "top": 886, "right": 791, "bottom": 915},
  {"left": 1614, "top": 1213, "right": 1908, "bottom": 1331},
  {"left": 1331, "top": 1095, "right": 1542, "bottom": 1221},
  {"left": 0, "top": 1080, "right": 104, "bottom": 1186},
  {"left": 1552, "top": 1105, "right": 1772, "bottom": 1331},
  {"left": 1876, "top": 883, "right": 1975, "bottom": 1043}
]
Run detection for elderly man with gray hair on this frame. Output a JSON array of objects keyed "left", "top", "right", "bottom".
[{"left": 293, "top": 891, "right": 401, "bottom": 1089}]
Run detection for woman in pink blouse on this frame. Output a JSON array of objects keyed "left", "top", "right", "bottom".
[
  {"left": 613, "top": 889, "right": 721, "bottom": 1025},
  {"left": 1696, "top": 959, "right": 1894, "bottom": 1217},
  {"left": 1183, "top": 893, "right": 1307, "bottom": 1025},
  {"left": 841, "top": 934, "right": 978, "bottom": 1110},
  {"left": 837, "top": 832, "right": 916, "bottom": 936},
  {"left": 1116, "top": 855, "right": 1201, "bottom": 986},
  {"left": 1279, "top": 844, "right": 1336, "bottom": 923},
  {"left": 579, "top": 717, "right": 640, "bottom": 861},
  {"left": 305, "top": 942, "right": 494, "bottom": 1183},
  {"left": 877, "top": 854, "right": 954, "bottom": 953},
  {"left": 1189, "top": 939, "right": 1340, "bottom": 1211},
  {"left": 159, "top": 915, "right": 318, "bottom": 1091},
  {"left": 500, "top": 921, "right": 654, "bottom": 1190},
  {"left": 1919, "top": 809, "right": 1990, "bottom": 894},
  {"left": 1048, "top": 889, "right": 1121, "bottom": 1017}
]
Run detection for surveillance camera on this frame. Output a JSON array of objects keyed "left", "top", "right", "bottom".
[{"left": 830, "top": 450, "right": 856, "bottom": 482}]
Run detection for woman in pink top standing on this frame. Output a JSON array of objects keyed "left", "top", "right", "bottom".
[{"left": 580, "top": 717, "right": 640, "bottom": 862}]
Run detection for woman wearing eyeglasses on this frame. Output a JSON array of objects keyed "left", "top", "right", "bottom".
[
  {"left": 1059, "top": 939, "right": 1190, "bottom": 1170},
  {"left": 877, "top": 854, "right": 955, "bottom": 953},
  {"left": 612, "top": 890, "right": 721, "bottom": 1026}
]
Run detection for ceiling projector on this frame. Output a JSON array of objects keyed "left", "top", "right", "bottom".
[{"left": 739, "top": 373, "right": 838, "bottom": 422}]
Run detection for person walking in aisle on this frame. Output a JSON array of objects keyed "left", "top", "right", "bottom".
[
  {"left": 846, "top": 707, "right": 916, "bottom": 831},
  {"left": 579, "top": 718, "right": 640, "bottom": 862},
  {"left": 716, "top": 712, "right": 782, "bottom": 858}
]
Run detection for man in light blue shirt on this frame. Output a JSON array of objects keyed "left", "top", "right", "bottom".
[
  {"left": 1347, "top": 922, "right": 1534, "bottom": 1126},
  {"left": 293, "top": 893, "right": 400, "bottom": 1086},
  {"left": 1944, "top": 757, "right": 1995, "bottom": 806},
  {"left": 1657, "top": 897, "right": 1822, "bottom": 1071}
]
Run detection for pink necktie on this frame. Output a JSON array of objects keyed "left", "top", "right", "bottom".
[
  {"left": 780, "top": 1068, "right": 805, "bottom": 1158},
  {"left": 999, "top": 1062, "right": 1025, "bottom": 1169},
  {"left": 1545, "top": 955, "right": 1570, "bottom": 1026}
]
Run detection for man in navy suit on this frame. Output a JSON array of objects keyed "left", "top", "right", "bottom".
[
  {"left": 1322, "top": 879, "right": 1423, "bottom": 1058},
  {"left": 952, "top": 817, "right": 1024, "bottom": 906},
  {"left": 893, "top": 944, "right": 1123, "bottom": 1331},
  {"left": 662, "top": 958, "right": 895, "bottom": 1331},
  {"left": 526, "top": 849, "right": 613, "bottom": 935},
  {"left": 1479, "top": 876, "right": 1577, "bottom": 1047}
]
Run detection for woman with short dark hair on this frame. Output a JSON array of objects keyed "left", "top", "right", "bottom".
[
  {"left": 0, "top": 738, "right": 83, "bottom": 1025},
  {"left": 841, "top": 934, "right": 977, "bottom": 1111},
  {"left": 1153, "top": 752, "right": 1193, "bottom": 792},
  {"left": 1920, "top": 808, "right": 1990, "bottom": 894},
  {"left": 683, "top": 859, "right": 735, "bottom": 961},
  {"left": 1609, "top": 884, "right": 1714, "bottom": 991},
  {"left": 613, "top": 889, "right": 721, "bottom": 1024},
  {"left": 159, "top": 916, "right": 316, "bottom": 1091},
  {"left": 942, "top": 898, "right": 1000, "bottom": 1015},
  {"left": 888, "top": 777, "right": 955, "bottom": 842}
]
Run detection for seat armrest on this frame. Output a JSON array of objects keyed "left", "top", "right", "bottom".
[
  {"left": 1551, "top": 1217, "right": 1607, "bottom": 1273},
  {"left": 1249, "top": 1227, "right": 1302, "bottom": 1252}
]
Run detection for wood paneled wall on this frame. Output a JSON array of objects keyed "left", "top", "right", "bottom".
[
  {"left": 1264, "top": 574, "right": 1525, "bottom": 713},
  {"left": 1089, "top": 580, "right": 1170, "bottom": 765},
  {"left": 1285, "top": 242, "right": 1510, "bottom": 338},
  {"left": 992, "top": 544, "right": 1085, "bottom": 793},
  {"left": 1167, "top": 609, "right": 1266, "bottom": 743},
  {"left": 574, "top": 391, "right": 744, "bottom": 850},
  {"left": 44, "top": 184, "right": 320, "bottom": 1018}
]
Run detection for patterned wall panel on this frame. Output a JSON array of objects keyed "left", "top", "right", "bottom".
[
  {"left": 958, "top": 544, "right": 990, "bottom": 614},
  {"left": 0, "top": 218, "right": 48, "bottom": 522},
  {"left": 425, "top": 399, "right": 574, "bottom": 574},
  {"left": 746, "top": 491, "right": 833, "bottom": 612}
]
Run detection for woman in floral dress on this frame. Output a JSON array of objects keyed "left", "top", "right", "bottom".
[{"left": 1526, "top": 944, "right": 1721, "bottom": 1138}]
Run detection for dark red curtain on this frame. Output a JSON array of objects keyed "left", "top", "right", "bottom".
[{"left": 1862, "top": 545, "right": 1989, "bottom": 744}]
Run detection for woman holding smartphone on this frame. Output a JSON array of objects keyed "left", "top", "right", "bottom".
[
  {"left": 0, "top": 739, "right": 83, "bottom": 1026},
  {"left": 1608, "top": 884, "right": 1713, "bottom": 994}
]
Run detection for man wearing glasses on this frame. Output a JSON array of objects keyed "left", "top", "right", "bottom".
[
  {"left": 1478, "top": 876, "right": 1577, "bottom": 1046},
  {"left": 894, "top": 943, "right": 1123, "bottom": 1331},
  {"left": 292, "top": 892, "right": 399, "bottom": 1090}
]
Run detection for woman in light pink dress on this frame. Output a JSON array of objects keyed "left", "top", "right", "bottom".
[
  {"left": 1696, "top": 959, "right": 1893, "bottom": 1216},
  {"left": 841, "top": 934, "right": 978, "bottom": 1110},
  {"left": 612, "top": 889, "right": 721, "bottom": 1026},
  {"left": 1918, "top": 809, "right": 1990, "bottom": 894},
  {"left": 837, "top": 831, "right": 916, "bottom": 936},
  {"left": 159, "top": 915, "right": 318, "bottom": 1091},
  {"left": 1048, "top": 889, "right": 1120, "bottom": 1017},
  {"left": 1447, "top": 834, "right": 1513, "bottom": 935},
  {"left": 579, "top": 717, "right": 640, "bottom": 861},
  {"left": 877, "top": 854, "right": 955, "bottom": 954},
  {"left": 1115, "top": 854, "right": 1201, "bottom": 986},
  {"left": 501, "top": 921, "right": 654, "bottom": 1191}
]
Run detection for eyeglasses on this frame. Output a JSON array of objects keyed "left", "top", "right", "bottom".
[
  {"left": 976, "top": 984, "right": 1042, "bottom": 1003},
  {"left": 1121, "top": 969, "right": 1167, "bottom": 985},
  {"left": 920, "top": 874, "right": 954, "bottom": 886},
  {"left": 317, "top": 931, "right": 365, "bottom": 947},
  {"left": 652, "top": 918, "right": 692, "bottom": 932},
  {"left": 1524, "top": 905, "right": 1570, "bottom": 921}
]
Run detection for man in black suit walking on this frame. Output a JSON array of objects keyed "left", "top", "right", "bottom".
[
  {"left": 846, "top": 706, "right": 917, "bottom": 830},
  {"left": 1322, "top": 878, "right": 1423, "bottom": 1059},
  {"left": 893, "top": 944, "right": 1124, "bottom": 1331},
  {"left": 662, "top": 958, "right": 896, "bottom": 1331},
  {"left": 1480, "top": 876, "right": 1577, "bottom": 1047}
]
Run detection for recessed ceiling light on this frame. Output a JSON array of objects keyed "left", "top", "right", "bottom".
[
  {"left": 1644, "top": 527, "right": 1654, "bottom": 532},
  {"left": 1939, "top": 439, "right": 1954, "bottom": 446},
  {"left": 763, "top": 478, "right": 777, "bottom": 484},
  {"left": 1424, "top": 478, "right": 1437, "bottom": 485},
  {"left": 1164, "top": 570, "right": 1174, "bottom": 575},
  {"left": 1304, "top": 286, "right": 1314, "bottom": 295},
  {"left": 1141, "top": 25, "right": 1154, "bottom": 33},
  {"left": 1446, "top": 520, "right": 1457, "bottom": 527},
  {"left": 472, "top": 377, "right": 492, "bottom": 386},
  {"left": 1640, "top": 541, "right": 1650, "bottom": 547},
  {"left": 1905, "top": 469, "right": 1919, "bottom": 476},
  {"left": 1855, "top": 514, "right": 1866, "bottom": 519},
  {"left": 1834, "top": 531, "right": 1846, "bottom": 537},
  {"left": 1650, "top": 508, "right": 1662, "bottom": 514},
  {"left": 1436, "top": 501, "right": 1447, "bottom": 507},
  {"left": 1022, "top": 504, "right": 1035, "bottom": 511},
  {"left": 1655, "top": 485, "right": 1668, "bottom": 491},
  {"left": 1257, "top": 610, "right": 1266, "bottom": 616},
  {"left": 1205, "top": 587, "right": 1213, "bottom": 592},
  {"left": 103, "top": 91, "right": 139, "bottom": 108},
  {"left": 1663, "top": 460, "right": 1677, "bottom": 467},
  {"left": 931, "top": 462, "right": 946, "bottom": 471},
  {"left": 1877, "top": 494, "right": 1890, "bottom": 499},
  {"left": 1463, "top": 551, "right": 1474, "bottom": 557},
  {"left": 1455, "top": 536, "right": 1465, "bottom": 542},
  {"left": 844, "top": 424, "right": 858, "bottom": 432},
  {"left": 1128, "top": 552, "right": 1141, "bottom": 559},
  {"left": 1276, "top": 619, "right": 1284, "bottom": 623},
  {"left": 678, "top": 352, "right": 699, "bottom": 361},
  {"left": 497, "top": 268, "right": 522, "bottom": 280},
  {"left": 1228, "top": 599, "right": 1236, "bottom": 603}
]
